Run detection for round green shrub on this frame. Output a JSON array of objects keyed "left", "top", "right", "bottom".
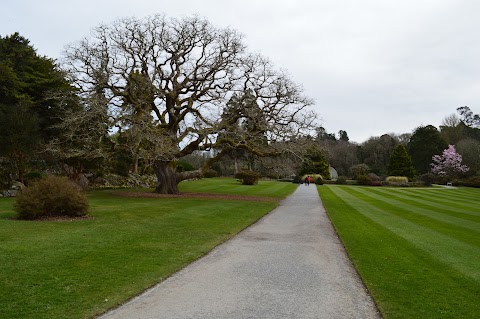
[
  {"left": 336, "top": 176, "right": 347, "bottom": 185},
  {"left": 315, "top": 177, "right": 324, "bottom": 185},
  {"left": 15, "top": 176, "right": 89, "bottom": 220},
  {"left": 235, "top": 170, "right": 260, "bottom": 185},
  {"left": 356, "top": 175, "right": 373, "bottom": 185}
]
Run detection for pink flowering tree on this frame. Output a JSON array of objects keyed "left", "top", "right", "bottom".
[{"left": 431, "top": 145, "right": 469, "bottom": 179}]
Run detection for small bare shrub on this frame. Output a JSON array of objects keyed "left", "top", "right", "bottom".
[
  {"left": 385, "top": 176, "right": 409, "bottom": 187},
  {"left": 386, "top": 176, "right": 409, "bottom": 183},
  {"left": 367, "top": 173, "right": 381, "bottom": 182},
  {"left": 15, "top": 176, "right": 89, "bottom": 220}
]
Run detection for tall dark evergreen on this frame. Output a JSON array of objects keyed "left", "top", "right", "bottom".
[
  {"left": 0, "top": 33, "right": 76, "bottom": 183},
  {"left": 387, "top": 144, "right": 415, "bottom": 178},
  {"left": 300, "top": 146, "right": 331, "bottom": 179},
  {"left": 0, "top": 33, "right": 75, "bottom": 139},
  {"left": 408, "top": 125, "right": 447, "bottom": 174}
]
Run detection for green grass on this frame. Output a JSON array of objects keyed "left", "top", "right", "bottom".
[
  {"left": 0, "top": 178, "right": 296, "bottom": 319},
  {"left": 318, "top": 185, "right": 480, "bottom": 319},
  {"left": 179, "top": 177, "right": 295, "bottom": 198}
]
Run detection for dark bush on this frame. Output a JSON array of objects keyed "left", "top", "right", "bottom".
[
  {"left": 292, "top": 175, "right": 302, "bottom": 184},
  {"left": 451, "top": 179, "right": 463, "bottom": 186},
  {"left": 336, "top": 176, "right": 347, "bottom": 185},
  {"left": 24, "top": 171, "right": 45, "bottom": 186},
  {"left": 111, "top": 150, "right": 132, "bottom": 177},
  {"left": 464, "top": 176, "right": 480, "bottom": 188},
  {"left": 202, "top": 169, "right": 218, "bottom": 178},
  {"left": 418, "top": 173, "right": 435, "bottom": 186},
  {"left": 235, "top": 170, "right": 260, "bottom": 185},
  {"left": 370, "top": 181, "right": 382, "bottom": 186},
  {"left": 15, "top": 176, "right": 89, "bottom": 220},
  {"left": 315, "top": 177, "right": 324, "bottom": 185},
  {"left": 350, "top": 164, "right": 370, "bottom": 179},
  {"left": 356, "top": 175, "right": 373, "bottom": 185},
  {"left": 177, "top": 160, "right": 195, "bottom": 172},
  {"left": 367, "top": 173, "right": 381, "bottom": 182}
]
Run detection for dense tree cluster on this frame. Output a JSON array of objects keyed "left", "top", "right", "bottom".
[{"left": 0, "top": 33, "right": 77, "bottom": 184}]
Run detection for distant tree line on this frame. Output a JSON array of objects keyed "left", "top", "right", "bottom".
[{"left": 309, "top": 105, "right": 480, "bottom": 184}]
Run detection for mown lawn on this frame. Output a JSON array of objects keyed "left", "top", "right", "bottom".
[
  {"left": 179, "top": 177, "right": 295, "bottom": 198},
  {"left": 319, "top": 185, "right": 480, "bottom": 319},
  {"left": 0, "top": 178, "right": 296, "bottom": 319}
]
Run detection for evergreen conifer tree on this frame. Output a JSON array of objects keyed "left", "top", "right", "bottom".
[{"left": 387, "top": 144, "right": 415, "bottom": 178}]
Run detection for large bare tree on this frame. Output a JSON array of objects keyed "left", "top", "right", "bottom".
[{"left": 63, "top": 14, "right": 316, "bottom": 193}]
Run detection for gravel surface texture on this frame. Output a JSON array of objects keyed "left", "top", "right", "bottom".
[{"left": 99, "top": 185, "right": 381, "bottom": 319}]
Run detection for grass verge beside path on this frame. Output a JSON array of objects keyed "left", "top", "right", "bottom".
[
  {"left": 0, "top": 178, "right": 296, "bottom": 319},
  {"left": 318, "top": 185, "right": 480, "bottom": 319}
]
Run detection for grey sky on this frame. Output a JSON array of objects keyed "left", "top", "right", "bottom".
[{"left": 2, "top": 0, "right": 479, "bottom": 143}]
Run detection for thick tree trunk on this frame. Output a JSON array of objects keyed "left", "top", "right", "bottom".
[
  {"left": 153, "top": 160, "right": 205, "bottom": 194},
  {"left": 18, "top": 168, "right": 25, "bottom": 185},
  {"left": 132, "top": 156, "right": 139, "bottom": 174},
  {"left": 153, "top": 160, "right": 180, "bottom": 194}
]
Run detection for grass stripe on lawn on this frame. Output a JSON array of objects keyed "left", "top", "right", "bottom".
[
  {"left": 409, "top": 188, "right": 480, "bottom": 205},
  {"left": 349, "top": 187, "right": 480, "bottom": 234},
  {"left": 328, "top": 186, "right": 480, "bottom": 281},
  {"left": 372, "top": 188, "right": 480, "bottom": 218},
  {"left": 319, "top": 185, "right": 480, "bottom": 319},
  {"left": 371, "top": 187, "right": 480, "bottom": 221}
]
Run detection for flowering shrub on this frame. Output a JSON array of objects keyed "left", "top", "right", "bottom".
[{"left": 431, "top": 145, "right": 469, "bottom": 179}]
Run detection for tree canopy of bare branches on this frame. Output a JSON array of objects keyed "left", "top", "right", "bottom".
[{"left": 63, "top": 14, "right": 316, "bottom": 193}]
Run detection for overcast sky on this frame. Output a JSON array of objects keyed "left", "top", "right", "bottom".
[{"left": 2, "top": 0, "right": 480, "bottom": 143}]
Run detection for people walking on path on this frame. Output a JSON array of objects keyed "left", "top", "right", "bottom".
[{"left": 305, "top": 175, "right": 311, "bottom": 186}]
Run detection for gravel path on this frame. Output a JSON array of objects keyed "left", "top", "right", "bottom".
[{"left": 99, "top": 185, "right": 380, "bottom": 319}]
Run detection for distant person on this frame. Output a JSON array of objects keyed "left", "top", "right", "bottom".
[{"left": 307, "top": 175, "right": 311, "bottom": 185}]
